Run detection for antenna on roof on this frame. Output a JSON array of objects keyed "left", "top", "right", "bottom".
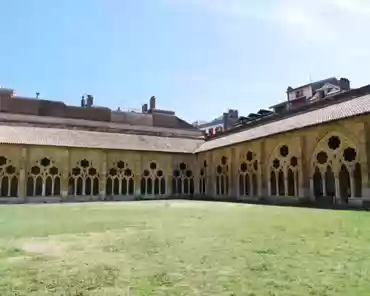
[{"left": 36, "top": 92, "right": 40, "bottom": 98}]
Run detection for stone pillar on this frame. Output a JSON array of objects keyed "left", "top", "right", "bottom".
[
  {"left": 309, "top": 178, "right": 315, "bottom": 202},
  {"left": 18, "top": 147, "right": 27, "bottom": 202},
  {"left": 60, "top": 149, "right": 70, "bottom": 200},
  {"left": 360, "top": 122, "right": 370, "bottom": 201},
  {"left": 299, "top": 135, "right": 309, "bottom": 198},
  {"left": 322, "top": 172, "right": 327, "bottom": 197},
  {"left": 134, "top": 154, "right": 143, "bottom": 196},
  {"left": 193, "top": 155, "right": 200, "bottom": 196},
  {"left": 99, "top": 151, "right": 107, "bottom": 200},
  {"left": 335, "top": 175, "right": 341, "bottom": 204},
  {"left": 284, "top": 176, "right": 288, "bottom": 197},
  {"left": 294, "top": 172, "right": 299, "bottom": 197},
  {"left": 230, "top": 148, "right": 237, "bottom": 199},
  {"left": 259, "top": 141, "right": 268, "bottom": 198},
  {"left": 207, "top": 153, "right": 215, "bottom": 198},
  {"left": 350, "top": 171, "right": 356, "bottom": 198},
  {"left": 166, "top": 156, "right": 174, "bottom": 198}
]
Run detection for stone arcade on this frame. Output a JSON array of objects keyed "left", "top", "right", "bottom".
[{"left": 0, "top": 85, "right": 370, "bottom": 207}]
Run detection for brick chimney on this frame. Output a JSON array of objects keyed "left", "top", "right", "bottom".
[
  {"left": 142, "top": 103, "right": 148, "bottom": 113},
  {"left": 149, "top": 96, "right": 156, "bottom": 110},
  {"left": 86, "top": 95, "right": 94, "bottom": 108},
  {"left": 339, "top": 78, "right": 350, "bottom": 91},
  {"left": 223, "top": 112, "right": 229, "bottom": 131}
]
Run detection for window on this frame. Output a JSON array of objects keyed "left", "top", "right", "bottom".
[
  {"left": 296, "top": 90, "right": 303, "bottom": 98},
  {"left": 215, "top": 126, "right": 223, "bottom": 134}
]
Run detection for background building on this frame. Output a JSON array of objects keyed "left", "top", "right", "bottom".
[{"left": 193, "top": 109, "right": 239, "bottom": 136}]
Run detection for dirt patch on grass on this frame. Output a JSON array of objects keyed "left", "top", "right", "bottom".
[{"left": 20, "top": 239, "right": 68, "bottom": 257}]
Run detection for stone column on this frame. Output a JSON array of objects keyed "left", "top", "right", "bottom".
[
  {"left": 322, "top": 172, "right": 327, "bottom": 197},
  {"left": 360, "top": 122, "right": 370, "bottom": 201},
  {"left": 284, "top": 175, "right": 289, "bottom": 197},
  {"left": 60, "top": 149, "right": 70, "bottom": 201},
  {"left": 99, "top": 151, "right": 107, "bottom": 200},
  {"left": 134, "top": 154, "right": 143, "bottom": 197},
  {"left": 350, "top": 171, "right": 356, "bottom": 198},
  {"left": 207, "top": 153, "right": 215, "bottom": 198},
  {"left": 193, "top": 155, "right": 200, "bottom": 197},
  {"left": 335, "top": 175, "right": 341, "bottom": 204},
  {"left": 259, "top": 141, "right": 268, "bottom": 198},
  {"left": 165, "top": 156, "right": 174, "bottom": 198},
  {"left": 309, "top": 178, "right": 315, "bottom": 202},
  {"left": 18, "top": 146, "right": 27, "bottom": 202},
  {"left": 299, "top": 135, "right": 309, "bottom": 198},
  {"left": 230, "top": 148, "right": 237, "bottom": 200},
  {"left": 294, "top": 172, "right": 299, "bottom": 197},
  {"left": 277, "top": 174, "right": 281, "bottom": 197}
]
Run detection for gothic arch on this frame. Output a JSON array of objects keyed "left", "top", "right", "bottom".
[
  {"left": 238, "top": 149, "right": 259, "bottom": 197},
  {"left": 0, "top": 156, "right": 18, "bottom": 197},
  {"left": 310, "top": 132, "right": 362, "bottom": 201},
  {"left": 140, "top": 161, "right": 166, "bottom": 196},
  {"left": 27, "top": 157, "right": 60, "bottom": 197},
  {"left": 68, "top": 159, "right": 99, "bottom": 196},
  {"left": 172, "top": 162, "right": 194, "bottom": 195},
  {"left": 215, "top": 155, "right": 229, "bottom": 196},
  {"left": 106, "top": 160, "right": 135, "bottom": 196},
  {"left": 268, "top": 144, "right": 299, "bottom": 197}
]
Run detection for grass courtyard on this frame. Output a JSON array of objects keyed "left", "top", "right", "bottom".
[{"left": 0, "top": 201, "right": 369, "bottom": 296}]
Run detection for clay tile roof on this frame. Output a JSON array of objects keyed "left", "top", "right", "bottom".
[
  {"left": 0, "top": 125, "right": 204, "bottom": 153},
  {"left": 195, "top": 94, "right": 370, "bottom": 153}
]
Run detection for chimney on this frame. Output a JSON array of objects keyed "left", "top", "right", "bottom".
[
  {"left": 142, "top": 103, "right": 148, "bottom": 113},
  {"left": 228, "top": 109, "right": 238, "bottom": 119},
  {"left": 36, "top": 92, "right": 40, "bottom": 99},
  {"left": 223, "top": 112, "right": 229, "bottom": 131},
  {"left": 339, "top": 78, "right": 350, "bottom": 91},
  {"left": 86, "top": 94, "right": 94, "bottom": 107},
  {"left": 149, "top": 96, "right": 156, "bottom": 110},
  {"left": 81, "top": 96, "right": 86, "bottom": 107},
  {"left": 317, "top": 90, "right": 325, "bottom": 100}
]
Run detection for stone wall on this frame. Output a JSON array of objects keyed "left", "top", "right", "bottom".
[
  {"left": 196, "top": 115, "right": 369, "bottom": 207},
  {"left": 0, "top": 115, "right": 368, "bottom": 207}
]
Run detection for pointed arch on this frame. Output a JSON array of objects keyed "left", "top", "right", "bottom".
[
  {"left": 172, "top": 163, "right": 194, "bottom": 196},
  {"left": 268, "top": 143, "right": 299, "bottom": 198},
  {"left": 26, "top": 158, "right": 61, "bottom": 197},
  {"left": 140, "top": 162, "right": 166, "bottom": 197},
  {"left": 0, "top": 156, "right": 19, "bottom": 198},
  {"left": 69, "top": 159, "right": 99, "bottom": 197},
  {"left": 311, "top": 132, "right": 361, "bottom": 201}
]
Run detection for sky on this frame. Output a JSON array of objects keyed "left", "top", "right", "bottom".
[{"left": 0, "top": 0, "right": 370, "bottom": 123}]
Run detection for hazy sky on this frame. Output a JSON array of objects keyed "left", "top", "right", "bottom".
[{"left": 0, "top": 0, "right": 369, "bottom": 122}]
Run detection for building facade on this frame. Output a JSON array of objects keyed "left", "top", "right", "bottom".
[
  {"left": 193, "top": 109, "right": 239, "bottom": 136},
  {"left": 0, "top": 84, "right": 369, "bottom": 207}
]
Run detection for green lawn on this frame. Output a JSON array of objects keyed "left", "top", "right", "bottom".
[{"left": 0, "top": 201, "right": 369, "bottom": 296}]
